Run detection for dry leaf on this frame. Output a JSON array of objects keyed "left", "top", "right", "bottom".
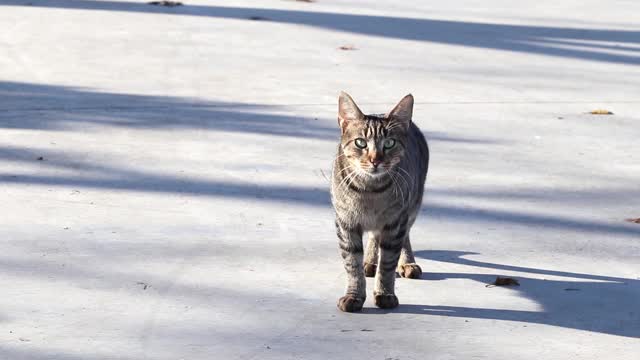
[
  {"left": 589, "top": 109, "right": 614, "bottom": 115},
  {"left": 339, "top": 45, "right": 357, "bottom": 51},
  {"left": 486, "top": 276, "right": 520, "bottom": 287},
  {"left": 625, "top": 218, "right": 640, "bottom": 224},
  {"left": 148, "top": 1, "right": 183, "bottom": 6}
]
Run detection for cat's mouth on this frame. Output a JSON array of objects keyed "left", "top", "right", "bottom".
[
  {"left": 355, "top": 162, "right": 389, "bottom": 179},
  {"left": 364, "top": 166, "right": 387, "bottom": 178}
]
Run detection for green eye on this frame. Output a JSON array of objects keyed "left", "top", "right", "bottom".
[
  {"left": 383, "top": 138, "right": 396, "bottom": 149},
  {"left": 354, "top": 138, "right": 367, "bottom": 149}
]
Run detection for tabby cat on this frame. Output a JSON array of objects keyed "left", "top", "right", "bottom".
[{"left": 331, "top": 92, "right": 429, "bottom": 312}]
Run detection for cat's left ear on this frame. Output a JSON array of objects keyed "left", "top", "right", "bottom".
[{"left": 387, "top": 94, "right": 414, "bottom": 129}]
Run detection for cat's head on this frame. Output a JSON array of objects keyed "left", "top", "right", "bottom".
[{"left": 337, "top": 92, "right": 414, "bottom": 178}]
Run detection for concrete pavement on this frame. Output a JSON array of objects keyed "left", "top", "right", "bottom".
[{"left": 1, "top": 1, "right": 639, "bottom": 359}]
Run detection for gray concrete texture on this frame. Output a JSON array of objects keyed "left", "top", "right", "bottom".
[{"left": 0, "top": 0, "right": 639, "bottom": 359}]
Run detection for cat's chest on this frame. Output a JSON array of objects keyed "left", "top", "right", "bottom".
[{"left": 342, "top": 194, "right": 398, "bottom": 230}]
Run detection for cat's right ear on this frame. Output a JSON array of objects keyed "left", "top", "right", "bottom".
[{"left": 338, "top": 91, "right": 364, "bottom": 133}]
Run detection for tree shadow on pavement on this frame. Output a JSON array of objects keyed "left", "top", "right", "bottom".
[
  {"left": 1, "top": 0, "right": 639, "bottom": 64},
  {"left": 382, "top": 250, "right": 640, "bottom": 338},
  {"left": 0, "top": 81, "right": 501, "bottom": 146},
  {"left": 0, "top": 81, "right": 336, "bottom": 139}
]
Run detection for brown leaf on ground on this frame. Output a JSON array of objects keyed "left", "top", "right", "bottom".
[
  {"left": 339, "top": 45, "right": 357, "bottom": 51},
  {"left": 136, "top": 281, "right": 150, "bottom": 290},
  {"left": 487, "top": 276, "right": 520, "bottom": 287},
  {"left": 589, "top": 109, "right": 614, "bottom": 115},
  {"left": 625, "top": 218, "right": 640, "bottom": 224},
  {"left": 148, "top": 1, "right": 183, "bottom": 6}
]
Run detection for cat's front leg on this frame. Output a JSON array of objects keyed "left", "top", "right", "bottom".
[
  {"left": 363, "top": 231, "right": 379, "bottom": 277},
  {"left": 335, "top": 219, "right": 366, "bottom": 312},
  {"left": 374, "top": 217, "right": 408, "bottom": 309}
]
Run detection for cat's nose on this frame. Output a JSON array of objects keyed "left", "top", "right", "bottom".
[{"left": 370, "top": 159, "right": 381, "bottom": 168}]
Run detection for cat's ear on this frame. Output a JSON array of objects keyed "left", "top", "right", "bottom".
[
  {"left": 387, "top": 94, "right": 414, "bottom": 129},
  {"left": 338, "top": 91, "right": 364, "bottom": 132}
]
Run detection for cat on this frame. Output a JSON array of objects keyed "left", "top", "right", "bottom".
[{"left": 331, "top": 92, "right": 429, "bottom": 312}]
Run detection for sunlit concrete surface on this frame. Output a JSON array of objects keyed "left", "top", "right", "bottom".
[{"left": 1, "top": 1, "right": 639, "bottom": 359}]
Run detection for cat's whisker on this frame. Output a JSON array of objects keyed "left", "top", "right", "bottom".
[
  {"left": 396, "top": 167, "right": 414, "bottom": 189},
  {"left": 337, "top": 167, "right": 358, "bottom": 189},
  {"left": 338, "top": 163, "right": 356, "bottom": 176},
  {"left": 335, "top": 164, "right": 351, "bottom": 179},
  {"left": 338, "top": 174, "right": 355, "bottom": 190},
  {"left": 337, "top": 163, "right": 363, "bottom": 190},
  {"left": 392, "top": 168, "right": 409, "bottom": 188},
  {"left": 345, "top": 171, "right": 359, "bottom": 189},
  {"left": 345, "top": 165, "right": 367, "bottom": 189},
  {"left": 334, "top": 152, "right": 348, "bottom": 162},
  {"left": 390, "top": 171, "right": 405, "bottom": 208},
  {"left": 389, "top": 171, "right": 399, "bottom": 199},
  {"left": 396, "top": 166, "right": 412, "bottom": 178},
  {"left": 389, "top": 170, "right": 398, "bottom": 195}
]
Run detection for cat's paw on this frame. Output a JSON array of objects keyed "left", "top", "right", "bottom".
[
  {"left": 363, "top": 262, "right": 377, "bottom": 277},
  {"left": 337, "top": 296, "right": 365, "bottom": 312},
  {"left": 398, "top": 263, "right": 422, "bottom": 279},
  {"left": 374, "top": 293, "right": 399, "bottom": 309}
]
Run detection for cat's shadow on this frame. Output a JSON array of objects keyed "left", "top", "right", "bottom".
[{"left": 363, "top": 250, "right": 639, "bottom": 338}]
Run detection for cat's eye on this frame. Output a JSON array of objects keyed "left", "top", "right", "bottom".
[
  {"left": 354, "top": 138, "right": 367, "bottom": 149},
  {"left": 383, "top": 138, "right": 396, "bottom": 149}
]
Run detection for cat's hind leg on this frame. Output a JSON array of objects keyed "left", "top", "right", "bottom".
[{"left": 397, "top": 234, "right": 423, "bottom": 279}]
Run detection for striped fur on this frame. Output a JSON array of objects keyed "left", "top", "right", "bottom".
[{"left": 331, "top": 92, "right": 429, "bottom": 312}]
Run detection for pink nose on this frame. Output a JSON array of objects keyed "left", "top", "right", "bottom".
[{"left": 370, "top": 159, "right": 381, "bottom": 168}]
